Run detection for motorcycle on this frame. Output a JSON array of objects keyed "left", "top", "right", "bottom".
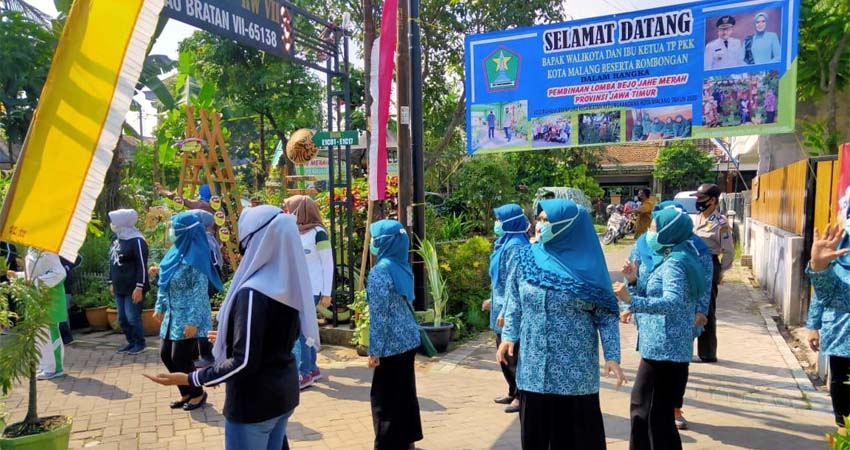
[{"left": 602, "top": 205, "right": 628, "bottom": 245}]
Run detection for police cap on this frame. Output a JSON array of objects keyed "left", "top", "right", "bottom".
[
  {"left": 692, "top": 183, "right": 722, "bottom": 199},
  {"left": 716, "top": 16, "right": 736, "bottom": 29}
]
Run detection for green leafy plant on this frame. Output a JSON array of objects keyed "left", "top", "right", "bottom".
[
  {"left": 440, "top": 237, "right": 492, "bottom": 331},
  {"left": 829, "top": 416, "right": 850, "bottom": 449},
  {"left": 0, "top": 251, "right": 69, "bottom": 438},
  {"left": 349, "top": 289, "right": 369, "bottom": 348},
  {"left": 414, "top": 238, "right": 448, "bottom": 327},
  {"left": 75, "top": 279, "right": 113, "bottom": 310}
]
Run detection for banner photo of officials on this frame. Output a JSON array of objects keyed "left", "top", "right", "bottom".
[{"left": 464, "top": 0, "right": 799, "bottom": 155}]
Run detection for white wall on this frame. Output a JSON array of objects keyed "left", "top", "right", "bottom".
[{"left": 747, "top": 218, "right": 807, "bottom": 325}]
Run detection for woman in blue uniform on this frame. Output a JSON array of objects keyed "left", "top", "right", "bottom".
[
  {"left": 367, "top": 220, "right": 423, "bottom": 450},
  {"left": 615, "top": 207, "right": 706, "bottom": 450},
  {"left": 497, "top": 199, "right": 626, "bottom": 449},
  {"left": 484, "top": 204, "right": 529, "bottom": 414}
]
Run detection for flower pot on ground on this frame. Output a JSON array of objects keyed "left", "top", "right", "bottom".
[
  {"left": 420, "top": 322, "right": 454, "bottom": 353},
  {"left": 141, "top": 309, "right": 161, "bottom": 336},
  {"left": 317, "top": 305, "right": 352, "bottom": 324},
  {"left": 83, "top": 306, "right": 108, "bottom": 331},
  {"left": 0, "top": 416, "right": 72, "bottom": 450},
  {"left": 106, "top": 308, "right": 121, "bottom": 333},
  {"left": 0, "top": 250, "right": 74, "bottom": 449}
]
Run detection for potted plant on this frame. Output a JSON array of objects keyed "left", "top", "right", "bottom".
[
  {"left": 414, "top": 238, "right": 453, "bottom": 353},
  {"left": 140, "top": 290, "right": 160, "bottom": 337},
  {"left": 349, "top": 289, "right": 369, "bottom": 357},
  {"left": 77, "top": 279, "right": 111, "bottom": 331},
  {"left": 0, "top": 259, "right": 73, "bottom": 449},
  {"left": 106, "top": 299, "right": 120, "bottom": 333}
]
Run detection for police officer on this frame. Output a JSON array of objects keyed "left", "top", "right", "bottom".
[
  {"left": 704, "top": 15, "right": 745, "bottom": 70},
  {"left": 692, "top": 184, "right": 735, "bottom": 362}
]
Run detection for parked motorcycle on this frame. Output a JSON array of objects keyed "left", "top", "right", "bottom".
[{"left": 602, "top": 204, "right": 628, "bottom": 245}]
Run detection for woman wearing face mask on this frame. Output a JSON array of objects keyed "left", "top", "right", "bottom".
[
  {"left": 806, "top": 192, "right": 850, "bottom": 431},
  {"left": 190, "top": 209, "right": 224, "bottom": 368},
  {"left": 483, "top": 204, "right": 530, "bottom": 414},
  {"left": 614, "top": 208, "right": 706, "bottom": 450},
  {"left": 108, "top": 209, "right": 150, "bottom": 355},
  {"left": 497, "top": 199, "right": 626, "bottom": 450},
  {"left": 146, "top": 206, "right": 317, "bottom": 449},
  {"left": 622, "top": 201, "right": 713, "bottom": 431},
  {"left": 367, "top": 220, "right": 423, "bottom": 450},
  {"left": 744, "top": 12, "right": 781, "bottom": 65},
  {"left": 284, "top": 195, "right": 334, "bottom": 390},
  {"left": 151, "top": 212, "right": 223, "bottom": 411}
]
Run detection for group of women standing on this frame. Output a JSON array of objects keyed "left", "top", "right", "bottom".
[{"left": 486, "top": 199, "right": 712, "bottom": 450}]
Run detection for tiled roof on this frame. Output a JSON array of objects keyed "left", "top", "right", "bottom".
[{"left": 601, "top": 144, "right": 660, "bottom": 166}]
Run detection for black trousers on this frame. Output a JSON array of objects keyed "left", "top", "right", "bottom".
[
  {"left": 160, "top": 339, "right": 203, "bottom": 399},
  {"left": 831, "top": 356, "right": 850, "bottom": 426},
  {"left": 697, "top": 256, "right": 722, "bottom": 361},
  {"left": 630, "top": 359, "right": 689, "bottom": 450},
  {"left": 519, "top": 391, "right": 607, "bottom": 450},
  {"left": 495, "top": 333, "right": 519, "bottom": 398},
  {"left": 371, "top": 349, "right": 423, "bottom": 450}
]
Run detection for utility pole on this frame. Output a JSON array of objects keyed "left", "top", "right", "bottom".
[
  {"left": 409, "top": 0, "right": 426, "bottom": 310},
  {"left": 396, "top": 0, "right": 412, "bottom": 232}
]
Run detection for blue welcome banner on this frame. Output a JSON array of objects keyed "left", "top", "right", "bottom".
[{"left": 464, "top": 0, "right": 800, "bottom": 155}]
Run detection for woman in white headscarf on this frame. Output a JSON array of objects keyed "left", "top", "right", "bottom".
[
  {"left": 145, "top": 205, "right": 317, "bottom": 450},
  {"left": 108, "top": 209, "right": 150, "bottom": 355}
]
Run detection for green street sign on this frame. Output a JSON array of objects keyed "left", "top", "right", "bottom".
[{"left": 313, "top": 130, "right": 360, "bottom": 147}]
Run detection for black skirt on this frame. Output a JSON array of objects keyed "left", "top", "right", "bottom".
[
  {"left": 630, "top": 358, "right": 689, "bottom": 450},
  {"left": 371, "top": 349, "right": 423, "bottom": 450},
  {"left": 519, "top": 391, "right": 607, "bottom": 450}
]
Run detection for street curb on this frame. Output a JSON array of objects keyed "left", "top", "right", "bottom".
[
  {"left": 428, "top": 333, "right": 492, "bottom": 374},
  {"left": 747, "top": 282, "right": 833, "bottom": 414}
]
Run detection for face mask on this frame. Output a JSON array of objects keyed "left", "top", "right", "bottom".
[
  {"left": 535, "top": 222, "right": 544, "bottom": 237},
  {"left": 369, "top": 243, "right": 380, "bottom": 256},
  {"left": 645, "top": 231, "right": 664, "bottom": 252},
  {"left": 494, "top": 221, "right": 505, "bottom": 237},
  {"left": 696, "top": 199, "right": 712, "bottom": 212},
  {"left": 110, "top": 223, "right": 118, "bottom": 233},
  {"left": 844, "top": 219, "right": 850, "bottom": 237},
  {"left": 537, "top": 213, "right": 579, "bottom": 244},
  {"left": 167, "top": 227, "right": 176, "bottom": 242}
]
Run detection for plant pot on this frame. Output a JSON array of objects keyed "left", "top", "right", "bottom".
[
  {"left": 0, "top": 416, "right": 72, "bottom": 450},
  {"left": 317, "top": 305, "right": 352, "bottom": 323},
  {"left": 84, "top": 306, "right": 109, "bottom": 331},
  {"left": 141, "top": 309, "right": 160, "bottom": 337},
  {"left": 106, "top": 308, "right": 121, "bottom": 333},
  {"left": 420, "top": 322, "right": 454, "bottom": 353},
  {"left": 356, "top": 345, "right": 369, "bottom": 357}
]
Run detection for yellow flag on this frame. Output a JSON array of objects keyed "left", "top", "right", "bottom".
[{"left": 0, "top": 0, "right": 164, "bottom": 260}]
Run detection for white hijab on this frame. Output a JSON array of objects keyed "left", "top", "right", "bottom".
[
  {"left": 213, "top": 205, "right": 319, "bottom": 361},
  {"left": 108, "top": 209, "right": 145, "bottom": 241}
]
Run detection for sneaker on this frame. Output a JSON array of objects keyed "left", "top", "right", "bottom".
[
  {"left": 37, "top": 371, "right": 66, "bottom": 380},
  {"left": 675, "top": 416, "right": 689, "bottom": 430},
  {"left": 117, "top": 344, "right": 133, "bottom": 354},
  {"left": 310, "top": 368, "right": 322, "bottom": 382},
  {"left": 127, "top": 345, "right": 146, "bottom": 355},
  {"left": 299, "top": 374, "right": 314, "bottom": 390}
]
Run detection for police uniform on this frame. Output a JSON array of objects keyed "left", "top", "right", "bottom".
[
  {"left": 704, "top": 16, "right": 745, "bottom": 70},
  {"left": 693, "top": 198, "right": 735, "bottom": 361}
]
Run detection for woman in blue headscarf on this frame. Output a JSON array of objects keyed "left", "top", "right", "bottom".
[
  {"left": 745, "top": 12, "right": 781, "bottom": 65},
  {"left": 623, "top": 201, "right": 712, "bottom": 430},
  {"left": 496, "top": 199, "right": 625, "bottom": 450},
  {"left": 367, "top": 220, "right": 423, "bottom": 450},
  {"left": 152, "top": 212, "right": 223, "bottom": 411},
  {"left": 614, "top": 207, "right": 705, "bottom": 450},
  {"left": 806, "top": 195, "right": 850, "bottom": 430},
  {"left": 190, "top": 209, "right": 224, "bottom": 367},
  {"left": 484, "top": 204, "right": 529, "bottom": 414}
]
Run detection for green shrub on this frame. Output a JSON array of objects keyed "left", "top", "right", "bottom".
[
  {"left": 78, "top": 233, "right": 112, "bottom": 275},
  {"left": 440, "top": 236, "right": 492, "bottom": 332}
]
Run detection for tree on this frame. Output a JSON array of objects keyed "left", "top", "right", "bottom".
[
  {"left": 653, "top": 142, "right": 716, "bottom": 194},
  {"left": 179, "top": 31, "right": 323, "bottom": 187},
  {"left": 0, "top": 10, "right": 55, "bottom": 146},
  {"left": 444, "top": 155, "right": 518, "bottom": 231},
  {"left": 798, "top": 0, "right": 850, "bottom": 154}
]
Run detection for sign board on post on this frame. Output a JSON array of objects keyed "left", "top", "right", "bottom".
[
  {"left": 313, "top": 130, "right": 360, "bottom": 147},
  {"left": 464, "top": 0, "right": 800, "bottom": 155},
  {"left": 162, "top": 0, "right": 288, "bottom": 58}
]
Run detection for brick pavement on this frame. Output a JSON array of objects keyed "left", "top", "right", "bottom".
[{"left": 1, "top": 245, "right": 836, "bottom": 449}]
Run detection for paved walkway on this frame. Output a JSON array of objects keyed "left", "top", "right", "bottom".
[{"left": 2, "top": 245, "right": 836, "bottom": 449}]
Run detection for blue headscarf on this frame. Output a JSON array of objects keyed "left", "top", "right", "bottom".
[
  {"left": 370, "top": 220, "right": 415, "bottom": 302},
  {"left": 158, "top": 212, "right": 224, "bottom": 293},
  {"left": 190, "top": 209, "right": 223, "bottom": 271},
  {"left": 199, "top": 185, "right": 212, "bottom": 203},
  {"left": 489, "top": 204, "right": 530, "bottom": 290},
  {"left": 635, "top": 201, "right": 710, "bottom": 269},
  {"left": 649, "top": 208, "right": 706, "bottom": 300},
  {"left": 529, "top": 199, "right": 618, "bottom": 312}
]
